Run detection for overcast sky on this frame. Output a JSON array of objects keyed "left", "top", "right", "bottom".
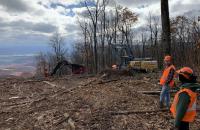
[{"left": 0, "top": 0, "right": 200, "bottom": 47}]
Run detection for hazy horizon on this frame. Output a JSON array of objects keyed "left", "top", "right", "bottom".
[{"left": 0, "top": 43, "right": 50, "bottom": 77}]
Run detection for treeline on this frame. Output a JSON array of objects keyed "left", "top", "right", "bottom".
[{"left": 71, "top": 0, "right": 200, "bottom": 73}]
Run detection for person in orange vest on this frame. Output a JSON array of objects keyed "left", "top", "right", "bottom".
[
  {"left": 171, "top": 67, "right": 200, "bottom": 130},
  {"left": 159, "top": 55, "right": 176, "bottom": 109}
]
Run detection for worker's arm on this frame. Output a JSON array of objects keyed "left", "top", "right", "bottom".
[
  {"left": 174, "top": 92, "right": 190, "bottom": 128},
  {"left": 165, "top": 68, "right": 175, "bottom": 85}
]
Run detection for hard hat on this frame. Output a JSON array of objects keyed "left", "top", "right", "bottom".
[
  {"left": 176, "top": 67, "right": 193, "bottom": 79},
  {"left": 164, "top": 55, "right": 172, "bottom": 61}
]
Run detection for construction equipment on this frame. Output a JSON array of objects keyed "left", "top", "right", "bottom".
[
  {"left": 129, "top": 58, "right": 158, "bottom": 72},
  {"left": 111, "top": 44, "right": 158, "bottom": 73},
  {"left": 51, "top": 60, "right": 86, "bottom": 76}
]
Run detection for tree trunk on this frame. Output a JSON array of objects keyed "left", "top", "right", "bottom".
[
  {"left": 94, "top": 23, "right": 98, "bottom": 73},
  {"left": 142, "top": 33, "right": 146, "bottom": 58},
  {"left": 161, "top": 0, "right": 171, "bottom": 55}
]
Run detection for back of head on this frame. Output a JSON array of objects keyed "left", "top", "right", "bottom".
[
  {"left": 179, "top": 74, "right": 197, "bottom": 84},
  {"left": 177, "top": 67, "right": 197, "bottom": 84}
]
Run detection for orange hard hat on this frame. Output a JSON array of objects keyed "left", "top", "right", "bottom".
[
  {"left": 176, "top": 67, "right": 193, "bottom": 79},
  {"left": 164, "top": 55, "right": 172, "bottom": 61}
]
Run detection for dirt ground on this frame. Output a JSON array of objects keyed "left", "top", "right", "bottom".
[{"left": 0, "top": 73, "right": 200, "bottom": 130}]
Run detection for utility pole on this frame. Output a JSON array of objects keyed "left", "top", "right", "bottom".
[{"left": 161, "top": 0, "right": 171, "bottom": 55}]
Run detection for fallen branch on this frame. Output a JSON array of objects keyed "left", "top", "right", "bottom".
[
  {"left": 51, "top": 86, "right": 82, "bottom": 98},
  {"left": 54, "top": 113, "right": 70, "bottom": 126},
  {"left": 83, "top": 78, "right": 97, "bottom": 86},
  {"left": 30, "top": 97, "right": 47, "bottom": 106},
  {"left": 22, "top": 77, "right": 69, "bottom": 84},
  {"left": 134, "top": 80, "right": 158, "bottom": 87},
  {"left": 2, "top": 101, "right": 30, "bottom": 107},
  {"left": 97, "top": 79, "right": 119, "bottom": 84},
  {"left": 23, "top": 79, "right": 44, "bottom": 83},
  {"left": 43, "top": 81, "right": 56, "bottom": 87},
  {"left": 54, "top": 117, "right": 69, "bottom": 126},
  {"left": 111, "top": 109, "right": 200, "bottom": 116},
  {"left": 110, "top": 109, "right": 168, "bottom": 115},
  {"left": 138, "top": 90, "right": 177, "bottom": 95}
]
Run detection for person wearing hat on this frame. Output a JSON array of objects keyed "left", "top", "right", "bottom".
[
  {"left": 171, "top": 67, "right": 200, "bottom": 130},
  {"left": 160, "top": 55, "right": 176, "bottom": 109}
]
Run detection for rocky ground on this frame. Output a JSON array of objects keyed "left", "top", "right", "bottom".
[{"left": 0, "top": 72, "right": 199, "bottom": 130}]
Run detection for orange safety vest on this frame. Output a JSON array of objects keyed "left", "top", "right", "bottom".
[
  {"left": 160, "top": 65, "right": 175, "bottom": 87},
  {"left": 170, "top": 88, "right": 197, "bottom": 122}
]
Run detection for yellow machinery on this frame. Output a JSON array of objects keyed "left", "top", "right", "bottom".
[
  {"left": 128, "top": 59, "right": 158, "bottom": 72},
  {"left": 111, "top": 44, "right": 158, "bottom": 73}
]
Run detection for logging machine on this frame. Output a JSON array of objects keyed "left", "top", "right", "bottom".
[{"left": 111, "top": 44, "right": 158, "bottom": 73}]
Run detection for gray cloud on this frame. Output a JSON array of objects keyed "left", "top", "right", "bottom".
[
  {"left": 115, "top": 0, "right": 159, "bottom": 8},
  {"left": 170, "top": 3, "right": 200, "bottom": 17},
  {"left": 65, "top": 23, "right": 79, "bottom": 33},
  {"left": 183, "top": 10, "right": 200, "bottom": 18},
  {"left": 0, "top": 0, "right": 32, "bottom": 12},
  {"left": 0, "top": 20, "right": 57, "bottom": 33},
  {"left": 33, "top": 23, "right": 57, "bottom": 33}
]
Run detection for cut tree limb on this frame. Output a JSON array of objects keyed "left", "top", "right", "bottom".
[{"left": 110, "top": 109, "right": 168, "bottom": 116}]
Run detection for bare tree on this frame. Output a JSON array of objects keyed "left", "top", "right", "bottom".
[
  {"left": 49, "top": 32, "right": 66, "bottom": 63},
  {"left": 84, "top": 0, "right": 100, "bottom": 73}
]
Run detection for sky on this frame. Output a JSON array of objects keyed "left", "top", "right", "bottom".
[
  {"left": 0, "top": 0, "right": 200, "bottom": 47},
  {"left": 0, "top": 0, "right": 199, "bottom": 76}
]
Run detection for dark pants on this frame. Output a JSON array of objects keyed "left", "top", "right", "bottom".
[{"left": 179, "top": 121, "right": 189, "bottom": 130}]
